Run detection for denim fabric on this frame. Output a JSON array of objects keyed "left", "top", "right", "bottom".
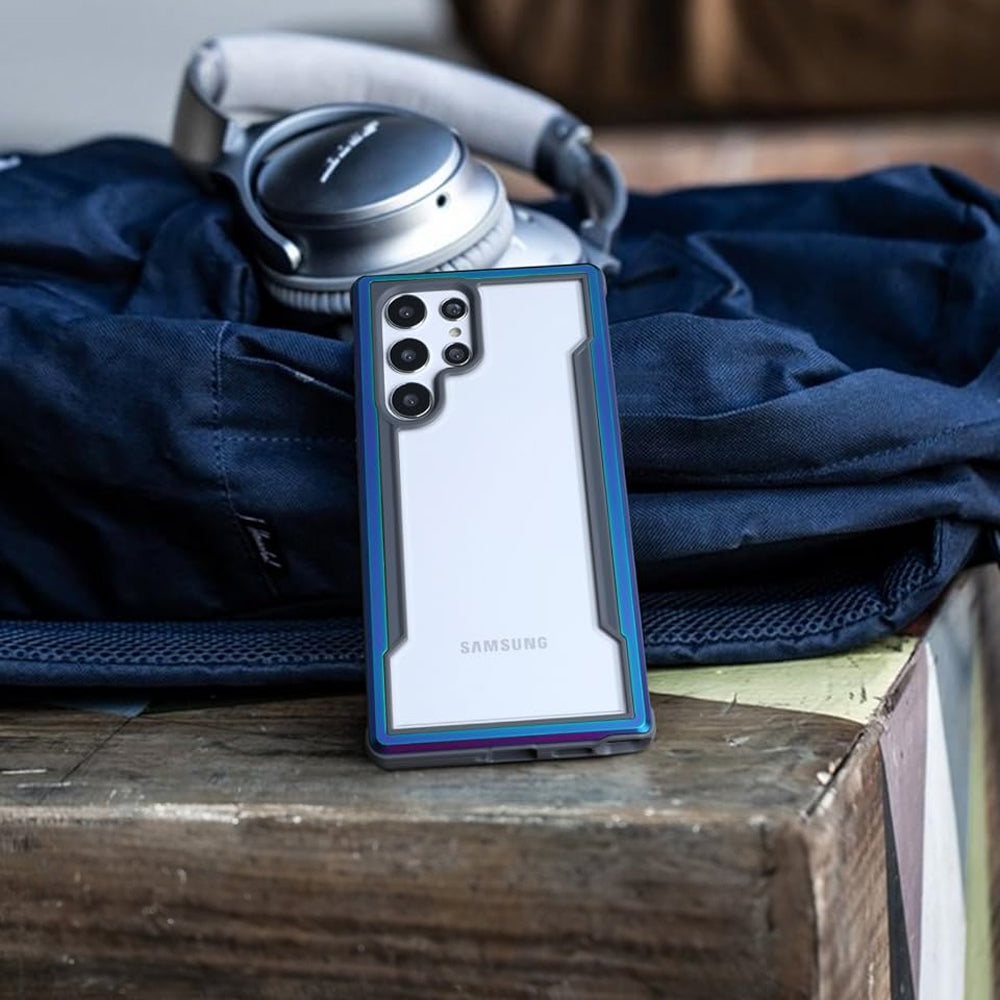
[{"left": 0, "top": 139, "right": 997, "bottom": 682}]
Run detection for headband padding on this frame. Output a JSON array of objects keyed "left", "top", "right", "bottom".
[{"left": 196, "top": 33, "right": 565, "bottom": 172}]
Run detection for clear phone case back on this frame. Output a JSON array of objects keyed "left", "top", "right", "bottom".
[{"left": 353, "top": 265, "right": 652, "bottom": 767}]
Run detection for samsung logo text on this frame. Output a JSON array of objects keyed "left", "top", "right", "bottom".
[{"left": 460, "top": 636, "right": 548, "bottom": 655}]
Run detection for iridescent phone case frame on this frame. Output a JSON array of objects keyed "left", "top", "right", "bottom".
[{"left": 353, "top": 264, "right": 652, "bottom": 768}]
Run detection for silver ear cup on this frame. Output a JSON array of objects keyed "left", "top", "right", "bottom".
[
  {"left": 246, "top": 109, "right": 588, "bottom": 315},
  {"left": 263, "top": 199, "right": 516, "bottom": 315},
  {"left": 261, "top": 201, "right": 585, "bottom": 315},
  {"left": 260, "top": 199, "right": 588, "bottom": 316},
  {"left": 493, "top": 206, "right": 584, "bottom": 269},
  {"left": 252, "top": 110, "right": 527, "bottom": 314}
]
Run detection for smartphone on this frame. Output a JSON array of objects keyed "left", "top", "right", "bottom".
[{"left": 352, "top": 264, "right": 653, "bottom": 768}]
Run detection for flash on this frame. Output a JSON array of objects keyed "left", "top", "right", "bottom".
[{"left": 448, "top": 327, "right": 461, "bottom": 337}]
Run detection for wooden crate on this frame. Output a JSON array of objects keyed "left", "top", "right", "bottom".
[{"left": 1, "top": 566, "right": 996, "bottom": 997}]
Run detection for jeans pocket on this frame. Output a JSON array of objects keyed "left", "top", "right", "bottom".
[
  {"left": 609, "top": 233, "right": 740, "bottom": 322},
  {"left": 217, "top": 325, "right": 360, "bottom": 615}
]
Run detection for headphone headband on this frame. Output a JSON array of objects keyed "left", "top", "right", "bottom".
[{"left": 172, "top": 33, "right": 625, "bottom": 263}]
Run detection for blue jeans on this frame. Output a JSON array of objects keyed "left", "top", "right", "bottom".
[{"left": 0, "top": 140, "right": 996, "bottom": 681}]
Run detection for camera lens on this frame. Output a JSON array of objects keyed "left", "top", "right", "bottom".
[
  {"left": 391, "top": 382, "right": 432, "bottom": 419},
  {"left": 440, "top": 297, "right": 467, "bottom": 320},
  {"left": 443, "top": 342, "right": 471, "bottom": 366},
  {"left": 386, "top": 295, "right": 426, "bottom": 329},
  {"left": 388, "top": 338, "right": 429, "bottom": 373}
]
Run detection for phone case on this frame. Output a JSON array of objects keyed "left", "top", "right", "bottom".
[{"left": 352, "top": 264, "right": 652, "bottom": 768}]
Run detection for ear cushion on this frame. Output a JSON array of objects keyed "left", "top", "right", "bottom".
[
  {"left": 432, "top": 199, "right": 515, "bottom": 272},
  {"left": 263, "top": 284, "right": 354, "bottom": 315},
  {"left": 263, "top": 201, "right": 516, "bottom": 315}
]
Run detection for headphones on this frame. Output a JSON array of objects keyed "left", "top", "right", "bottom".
[{"left": 171, "top": 33, "right": 626, "bottom": 314}]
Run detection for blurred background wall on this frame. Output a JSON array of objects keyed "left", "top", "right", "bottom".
[
  {"left": 8, "top": 0, "right": 1000, "bottom": 152},
  {"left": 0, "top": 0, "right": 457, "bottom": 150},
  {"left": 4, "top": 0, "right": 1000, "bottom": 191}
]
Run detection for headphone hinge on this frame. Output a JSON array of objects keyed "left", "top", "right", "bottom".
[{"left": 535, "top": 115, "right": 626, "bottom": 272}]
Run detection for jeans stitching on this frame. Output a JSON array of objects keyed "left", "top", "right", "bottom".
[{"left": 213, "top": 322, "right": 279, "bottom": 599}]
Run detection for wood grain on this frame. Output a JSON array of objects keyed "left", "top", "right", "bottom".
[
  {"left": 0, "top": 690, "right": 863, "bottom": 998},
  {"left": 979, "top": 566, "right": 1000, "bottom": 989},
  {"left": 0, "top": 808, "right": 796, "bottom": 998},
  {"left": 0, "top": 691, "right": 860, "bottom": 817},
  {"left": 807, "top": 724, "right": 890, "bottom": 998}
]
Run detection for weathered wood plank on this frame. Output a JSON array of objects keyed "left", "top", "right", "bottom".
[
  {"left": 0, "top": 692, "right": 861, "bottom": 998},
  {"left": 807, "top": 723, "right": 890, "bottom": 999},
  {"left": 0, "top": 705, "right": 127, "bottom": 808},
  {"left": 649, "top": 637, "right": 916, "bottom": 724},
  {"left": 0, "top": 692, "right": 859, "bottom": 817},
  {"left": 979, "top": 567, "right": 1000, "bottom": 990},
  {"left": 1, "top": 809, "right": 796, "bottom": 999}
]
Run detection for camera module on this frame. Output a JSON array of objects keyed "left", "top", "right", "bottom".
[
  {"left": 386, "top": 294, "right": 426, "bottom": 329},
  {"left": 391, "top": 382, "right": 432, "bottom": 419},
  {"left": 388, "top": 338, "right": 429, "bottom": 373},
  {"left": 443, "top": 342, "right": 471, "bottom": 366},
  {"left": 440, "top": 297, "right": 467, "bottom": 320}
]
